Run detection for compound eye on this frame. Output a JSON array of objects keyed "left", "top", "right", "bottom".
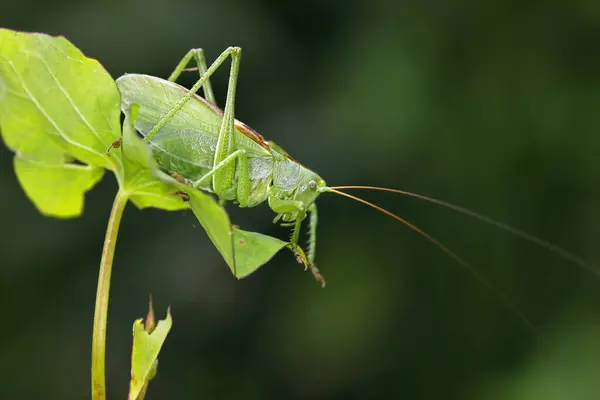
[{"left": 309, "top": 180, "right": 317, "bottom": 190}]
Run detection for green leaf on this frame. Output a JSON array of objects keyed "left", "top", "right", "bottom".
[
  {"left": 14, "top": 156, "right": 104, "bottom": 218},
  {"left": 129, "top": 306, "right": 172, "bottom": 400},
  {"left": 116, "top": 109, "right": 190, "bottom": 211},
  {"left": 0, "top": 29, "right": 121, "bottom": 216},
  {"left": 0, "top": 29, "right": 121, "bottom": 169},
  {"left": 186, "top": 188, "right": 235, "bottom": 265},
  {"left": 186, "top": 189, "right": 288, "bottom": 277},
  {"left": 233, "top": 229, "right": 288, "bottom": 277}
]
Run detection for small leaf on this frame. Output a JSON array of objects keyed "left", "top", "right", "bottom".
[
  {"left": 129, "top": 307, "right": 172, "bottom": 400},
  {"left": 233, "top": 229, "right": 288, "bottom": 278},
  {"left": 186, "top": 190, "right": 288, "bottom": 277},
  {"left": 14, "top": 156, "right": 104, "bottom": 218},
  {"left": 186, "top": 189, "right": 235, "bottom": 266},
  {"left": 117, "top": 110, "right": 189, "bottom": 211}
]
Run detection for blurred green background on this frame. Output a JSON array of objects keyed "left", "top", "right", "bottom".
[{"left": 2, "top": 0, "right": 600, "bottom": 399}]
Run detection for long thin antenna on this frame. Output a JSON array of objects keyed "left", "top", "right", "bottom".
[
  {"left": 327, "top": 187, "right": 540, "bottom": 335},
  {"left": 330, "top": 185, "right": 600, "bottom": 279}
]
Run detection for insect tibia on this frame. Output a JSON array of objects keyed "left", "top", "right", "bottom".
[
  {"left": 307, "top": 204, "right": 318, "bottom": 264},
  {"left": 308, "top": 263, "right": 326, "bottom": 288}
]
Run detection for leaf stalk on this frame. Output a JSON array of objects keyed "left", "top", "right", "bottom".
[{"left": 92, "top": 190, "right": 128, "bottom": 400}]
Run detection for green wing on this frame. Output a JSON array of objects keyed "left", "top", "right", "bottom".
[
  {"left": 117, "top": 74, "right": 221, "bottom": 180},
  {"left": 116, "top": 74, "right": 274, "bottom": 203}
]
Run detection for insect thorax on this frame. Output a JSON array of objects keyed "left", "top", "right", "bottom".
[{"left": 268, "top": 157, "right": 323, "bottom": 221}]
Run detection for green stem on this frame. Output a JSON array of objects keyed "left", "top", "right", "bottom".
[
  {"left": 137, "top": 381, "right": 150, "bottom": 400},
  {"left": 92, "top": 190, "right": 128, "bottom": 400}
]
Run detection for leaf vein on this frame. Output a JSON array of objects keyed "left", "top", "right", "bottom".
[
  {"left": 29, "top": 52, "right": 107, "bottom": 148},
  {"left": 3, "top": 57, "right": 108, "bottom": 164}
]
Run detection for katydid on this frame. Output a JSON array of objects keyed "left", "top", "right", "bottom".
[
  {"left": 115, "top": 47, "right": 596, "bottom": 307},
  {"left": 117, "top": 47, "right": 329, "bottom": 284}
]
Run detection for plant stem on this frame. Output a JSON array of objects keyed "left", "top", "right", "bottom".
[{"left": 92, "top": 190, "right": 128, "bottom": 400}]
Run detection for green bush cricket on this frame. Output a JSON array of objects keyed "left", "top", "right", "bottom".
[{"left": 116, "top": 47, "right": 597, "bottom": 319}]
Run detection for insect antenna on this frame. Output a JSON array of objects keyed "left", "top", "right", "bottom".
[
  {"left": 330, "top": 185, "right": 600, "bottom": 279},
  {"left": 326, "top": 187, "right": 540, "bottom": 335}
]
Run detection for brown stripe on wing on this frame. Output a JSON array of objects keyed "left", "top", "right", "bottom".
[
  {"left": 194, "top": 92, "right": 316, "bottom": 172},
  {"left": 234, "top": 120, "right": 271, "bottom": 150},
  {"left": 196, "top": 91, "right": 316, "bottom": 173}
]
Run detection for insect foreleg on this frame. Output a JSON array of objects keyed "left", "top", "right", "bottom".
[
  {"left": 268, "top": 197, "right": 305, "bottom": 216},
  {"left": 167, "top": 48, "right": 216, "bottom": 105},
  {"left": 268, "top": 197, "right": 325, "bottom": 286},
  {"left": 267, "top": 197, "right": 305, "bottom": 243},
  {"left": 290, "top": 210, "right": 325, "bottom": 287},
  {"left": 145, "top": 46, "right": 240, "bottom": 142}
]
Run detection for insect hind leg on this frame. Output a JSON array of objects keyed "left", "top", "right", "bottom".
[
  {"left": 212, "top": 47, "right": 244, "bottom": 201},
  {"left": 145, "top": 46, "right": 240, "bottom": 142},
  {"left": 288, "top": 241, "right": 326, "bottom": 288},
  {"left": 307, "top": 203, "right": 318, "bottom": 264},
  {"left": 167, "top": 48, "right": 216, "bottom": 105}
]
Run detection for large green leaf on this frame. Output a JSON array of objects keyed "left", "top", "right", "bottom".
[
  {"left": 0, "top": 29, "right": 121, "bottom": 169},
  {"left": 0, "top": 29, "right": 120, "bottom": 216}
]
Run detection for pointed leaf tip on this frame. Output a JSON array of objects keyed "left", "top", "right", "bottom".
[{"left": 129, "top": 307, "right": 172, "bottom": 400}]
